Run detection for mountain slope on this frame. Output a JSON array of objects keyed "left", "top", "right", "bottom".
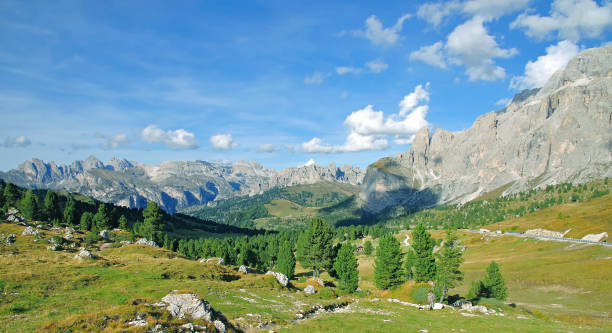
[
  {"left": 0, "top": 157, "right": 364, "bottom": 213},
  {"left": 362, "top": 46, "right": 612, "bottom": 214}
]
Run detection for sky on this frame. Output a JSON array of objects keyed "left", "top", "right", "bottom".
[{"left": 1, "top": 0, "right": 611, "bottom": 171}]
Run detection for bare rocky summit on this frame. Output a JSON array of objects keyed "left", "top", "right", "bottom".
[
  {"left": 361, "top": 46, "right": 612, "bottom": 214},
  {"left": 0, "top": 157, "right": 364, "bottom": 213}
]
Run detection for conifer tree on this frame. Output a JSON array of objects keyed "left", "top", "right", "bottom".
[
  {"left": 363, "top": 240, "right": 373, "bottom": 255},
  {"left": 3, "top": 182, "right": 20, "bottom": 207},
  {"left": 142, "top": 201, "right": 164, "bottom": 241},
  {"left": 374, "top": 233, "right": 403, "bottom": 289},
  {"left": 297, "top": 218, "right": 334, "bottom": 278},
  {"left": 93, "top": 204, "right": 112, "bottom": 230},
  {"left": 404, "top": 248, "right": 417, "bottom": 280},
  {"left": 435, "top": 229, "right": 464, "bottom": 302},
  {"left": 482, "top": 261, "right": 507, "bottom": 300},
  {"left": 80, "top": 211, "right": 94, "bottom": 231},
  {"left": 334, "top": 242, "right": 359, "bottom": 293},
  {"left": 118, "top": 215, "right": 128, "bottom": 230},
  {"left": 277, "top": 241, "right": 296, "bottom": 279},
  {"left": 43, "top": 191, "right": 61, "bottom": 222},
  {"left": 21, "top": 189, "right": 39, "bottom": 221},
  {"left": 63, "top": 199, "right": 77, "bottom": 226},
  {"left": 412, "top": 223, "right": 436, "bottom": 282}
]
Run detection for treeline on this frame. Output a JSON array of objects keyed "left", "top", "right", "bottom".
[{"left": 391, "top": 178, "right": 611, "bottom": 230}]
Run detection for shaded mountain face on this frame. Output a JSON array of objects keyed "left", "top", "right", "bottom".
[
  {"left": 0, "top": 157, "right": 364, "bottom": 213},
  {"left": 362, "top": 46, "right": 612, "bottom": 214}
]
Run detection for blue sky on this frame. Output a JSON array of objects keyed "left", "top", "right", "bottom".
[{"left": 1, "top": 0, "right": 610, "bottom": 171}]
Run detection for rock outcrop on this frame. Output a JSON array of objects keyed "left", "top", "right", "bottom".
[
  {"left": 1, "top": 157, "right": 364, "bottom": 213},
  {"left": 161, "top": 293, "right": 215, "bottom": 321},
  {"left": 265, "top": 271, "right": 289, "bottom": 287},
  {"left": 362, "top": 46, "right": 612, "bottom": 213}
]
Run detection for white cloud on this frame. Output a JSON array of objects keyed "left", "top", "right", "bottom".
[
  {"left": 446, "top": 18, "right": 517, "bottom": 81},
  {"left": 336, "top": 66, "right": 362, "bottom": 75},
  {"left": 257, "top": 143, "right": 277, "bottom": 153},
  {"left": 1, "top": 135, "right": 31, "bottom": 148},
  {"left": 355, "top": 14, "right": 411, "bottom": 46},
  {"left": 495, "top": 98, "right": 512, "bottom": 107},
  {"left": 410, "top": 42, "right": 447, "bottom": 68},
  {"left": 299, "top": 158, "right": 316, "bottom": 167},
  {"left": 417, "top": 0, "right": 529, "bottom": 26},
  {"left": 141, "top": 124, "right": 197, "bottom": 149},
  {"left": 97, "top": 133, "right": 129, "bottom": 149},
  {"left": 365, "top": 59, "right": 389, "bottom": 73},
  {"left": 304, "top": 71, "right": 329, "bottom": 84},
  {"left": 301, "top": 84, "right": 430, "bottom": 153},
  {"left": 510, "top": 40, "right": 580, "bottom": 90},
  {"left": 210, "top": 133, "right": 238, "bottom": 150},
  {"left": 511, "top": 0, "right": 612, "bottom": 41},
  {"left": 417, "top": 1, "right": 462, "bottom": 27}
]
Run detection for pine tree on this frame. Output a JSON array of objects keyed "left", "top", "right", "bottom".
[
  {"left": 142, "top": 201, "right": 164, "bottom": 240},
  {"left": 118, "top": 215, "right": 128, "bottom": 230},
  {"left": 63, "top": 199, "right": 77, "bottom": 226},
  {"left": 412, "top": 223, "right": 436, "bottom": 282},
  {"left": 3, "top": 182, "right": 20, "bottom": 207},
  {"left": 80, "top": 211, "right": 94, "bottom": 231},
  {"left": 21, "top": 189, "right": 39, "bottom": 221},
  {"left": 363, "top": 240, "right": 373, "bottom": 255},
  {"left": 374, "top": 233, "right": 404, "bottom": 290},
  {"left": 43, "top": 191, "right": 61, "bottom": 222},
  {"left": 404, "top": 248, "right": 416, "bottom": 280},
  {"left": 435, "top": 229, "right": 464, "bottom": 302},
  {"left": 93, "top": 204, "right": 111, "bottom": 230},
  {"left": 277, "top": 241, "right": 296, "bottom": 280},
  {"left": 333, "top": 242, "right": 359, "bottom": 293},
  {"left": 296, "top": 218, "right": 334, "bottom": 278},
  {"left": 482, "top": 261, "right": 507, "bottom": 300}
]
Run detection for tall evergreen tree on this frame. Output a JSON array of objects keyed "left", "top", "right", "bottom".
[
  {"left": 3, "top": 182, "right": 20, "bottom": 207},
  {"left": 363, "top": 240, "right": 373, "bottom": 255},
  {"left": 239, "top": 242, "right": 257, "bottom": 267},
  {"left": 482, "top": 261, "right": 507, "bottom": 300},
  {"left": 142, "top": 201, "right": 164, "bottom": 240},
  {"left": 118, "top": 215, "right": 128, "bottom": 230},
  {"left": 93, "top": 204, "right": 112, "bottom": 230},
  {"left": 43, "top": 191, "right": 61, "bottom": 222},
  {"left": 63, "top": 199, "right": 77, "bottom": 226},
  {"left": 374, "top": 234, "right": 403, "bottom": 290},
  {"left": 333, "top": 242, "right": 359, "bottom": 293},
  {"left": 80, "top": 211, "right": 94, "bottom": 231},
  {"left": 435, "top": 229, "right": 464, "bottom": 302},
  {"left": 404, "top": 248, "right": 417, "bottom": 281},
  {"left": 412, "top": 223, "right": 436, "bottom": 282},
  {"left": 21, "top": 189, "right": 39, "bottom": 221},
  {"left": 297, "top": 218, "right": 334, "bottom": 278},
  {"left": 277, "top": 241, "right": 296, "bottom": 280}
]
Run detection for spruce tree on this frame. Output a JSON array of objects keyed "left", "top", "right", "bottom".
[
  {"left": 118, "top": 215, "right": 128, "bottom": 230},
  {"left": 296, "top": 218, "right": 334, "bottom": 278},
  {"left": 333, "top": 242, "right": 359, "bottom": 293},
  {"left": 277, "top": 241, "right": 296, "bottom": 279},
  {"left": 374, "top": 233, "right": 403, "bottom": 290},
  {"left": 363, "top": 240, "right": 373, "bottom": 255},
  {"left": 63, "top": 199, "right": 77, "bottom": 226},
  {"left": 21, "top": 189, "right": 39, "bottom": 221},
  {"left": 93, "top": 204, "right": 111, "bottom": 230},
  {"left": 3, "top": 182, "right": 20, "bottom": 207},
  {"left": 43, "top": 191, "right": 61, "bottom": 222},
  {"left": 404, "top": 248, "right": 416, "bottom": 280},
  {"left": 435, "top": 229, "right": 464, "bottom": 302},
  {"left": 482, "top": 261, "right": 507, "bottom": 300},
  {"left": 80, "top": 211, "right": 94, "bottom": 231},
  {"left": 412, "top": 223, "right": 436, "bottom": 282},
  {"left": 142, "top": 201, "right": 164, "bottom": 241}
]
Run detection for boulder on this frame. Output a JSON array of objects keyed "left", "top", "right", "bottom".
[
  {"left": 452, "top": 300, "right": 472, "bottom": 308},
  {"left": 46, "top": 244, "right": 61, "bottom": 251},
  {"left": 266, "top": 271, "right": 289, "bottom": 287},
  {"left": 1, "top": 234, "right": 16, "bottom": 245},
  {"left": 433, "top": 303, "right": 444, "bottom": 310},
  {"left": 308, "top": 277, "right": 325, "bottom": 287},
  {"left": 73, "top": 248, "right": 94, "bottom": 260},
  {"left": 98, "top": 230, "right": 110, "bottom": 240},
  {"left": 161, "top": 293, "right": 215, "bottom": 321},
  {"left": 217, "top": 257, "right": 225, "bottom": 265},
  {"left": 238, "top": 265, "right": 250, "bottom": 274},
  {"left": 582, "top": 232, "right": 608, "bottom": 242},
  {"left": 304, "top": 285, "right": 316, "bottom": 294},
  {"left": 213, "top": 320, "right": 226, "bottom": 333},
  {"left": 22, "top": 226, "right": 40, "bottom": 236},
  {"left": 134, "top": 238, "right": 159, "bottom": 247}
]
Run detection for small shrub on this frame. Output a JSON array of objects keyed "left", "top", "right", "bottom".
[
  {"left": 317, "top": 287, "right": 335, "bottom": 299},
  {"left": 84, "top": 231, "right": 100, "bottom": 245},
  {"left": 411, "top": 284, "right": 431, "bottom": 305}
]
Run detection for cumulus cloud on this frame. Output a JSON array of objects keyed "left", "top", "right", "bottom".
[
  {"left": 511, "top": 0, "right": 612, "bottom": 41},
  {"left": 141, "top": 124, "right": 197, "bottom": 149},
  {"left": 417, "top": 0, "right": 530, "bottom": 26},
  {"left": 304, "top": 71, "right": 329, "bottom": 84},
  {"left": 301, "top": 84, "right": 430, "bottom": 153},
  {"left": 410, "top": 42, "right": 447, "bottom": 68},
  {"left": 299, "top": 158, "right": 316, "bottom": 167},
  {"left": 352, "top": 14, "right": 411, "bottom": 46},
  {"left": 96, "top": 133, "right": 129, "bottom": 149},
  {"left": 257, "top": 143, "right": 277, "bottom": 153},
  {"left": 210, "top": 133, "right": 238, "bottom": 150},
  {"left": 446, "top": 18, "right": 517, "bottom": 81},
  {"left": 365, "top": 59, "right": 389, "bottom": 73},
  {"left": 510, "top": 40, "right": 580, "bottom": 90},
  {"left": 1, "top": 135, "right": 31, "bottom": 148},
  {"left": 495, "top": 98, "right": 512, "bottom": 107},
  {"left": 336, "top": 66, "right": 362, "bottom": 75}
]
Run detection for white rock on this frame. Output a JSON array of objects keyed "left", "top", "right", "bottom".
[
  {"left": 161, "top": 293, "right": 215, "bottom": 321},
  {"left": 238, "top": 265, "right": 250, "bottom": 274},
  {"left": 135, "top": 238, "right": 159, "bottom": 247},
  {"left": 46, "top": 244, "right": 61, "bottom": 251},
  {"left": 582, "top": 232, "right": 608, "bottom": 242},
  {"left": 98, "top": 230, "right": 109, "bottom": 240},
  {"left": 266, "top": 271, "right": 289, "bottom": 287},
  {"left": 304, "top": 285, "right": 316, "bottom": 294},
  {"left": 22, "top": 226, "right": 40, "bottom": 236},
  {"left": 433, "top": 303, "right": 444, "bottom": 310},
  {"left": 213, "top": 320, "right": 226, "bottom": 333},
  {"left": 73, "top": 249, "right": 94, "bottom": 260}
]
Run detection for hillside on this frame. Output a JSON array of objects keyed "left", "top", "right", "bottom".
[
  {"left": 362, "top": 46, "right": 612, "bottom": 215},
  {"left": 183, "top": 181, "right": 363, "bottom": 230}
]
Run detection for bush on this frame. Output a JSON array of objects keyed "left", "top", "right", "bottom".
[
  {"left": 411, "top": 283, "right": 431, "bottom": 305},
  {"left": 84, "top": 231, "right": 100, "bottom": 245},
  {"left": 466, "top": 280, "right": 483, "bottom": 300}
]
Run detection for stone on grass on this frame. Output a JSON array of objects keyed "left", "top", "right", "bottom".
[
  {"left": 304, "top": 285, "right": 316, "bottom": 294},
  {"left": 238, "top": 265, "right": 250, "bottom": 274},
  {"left": 46, "top": 244, "right": 61, "bottom": 251},
  {"left": 134, "top": 238, "right": 159, "bottom": 247},
  {"left": 22, "top": 226, "right": 40, "bottom": 236},
  {"left": 161, "top": 293, "right": 215, "bottom": 321},
  {"left": 265, "top": 271, "right": 289, "bottom": 287},
  {"left": 433, "top": 303, "right": 444, "bottom": 310},
  {"left": 98, "top": 230, "right": 110, "bottom": 240},
  {"left": 214, "top": 320, "right": 226, "bottom": 333},
  {"left": 308, "top": 277, "right": 325, "bottom": 287},
  {"left": 73, "top": 248, "right": 94, "bottom": 260}
]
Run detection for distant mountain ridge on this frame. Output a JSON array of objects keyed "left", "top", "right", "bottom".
[
  {"left": 361, "top": 46, "right": 612, "bottom": 214},
  {"left": 0, "top": 156, "right": 365, "bottom": 213}
]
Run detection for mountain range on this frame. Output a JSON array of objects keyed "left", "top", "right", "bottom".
[{"left": 1, "top": 46, "right": 611, "bottom": 219}]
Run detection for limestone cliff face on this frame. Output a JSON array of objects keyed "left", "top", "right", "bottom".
[
  {"left": 362, "top": 46, "right": 612, "bottom": 213},
  {"left": 0, "top": 157, "right": 364, "bottom": 213}
]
